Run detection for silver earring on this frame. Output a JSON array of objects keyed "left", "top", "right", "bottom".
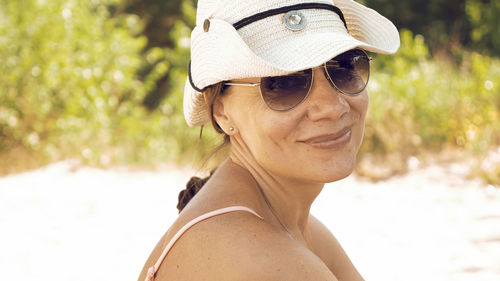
[{"left": 229, "top": 127, "right": 234, "bottom": 132}]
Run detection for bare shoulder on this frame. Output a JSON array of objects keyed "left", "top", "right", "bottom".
[
  {"left": 308, "top": 215, "right": 365, "bottom": 281},
  {"left": 142, "top": 210, "right": 338, "bottom": 281}
]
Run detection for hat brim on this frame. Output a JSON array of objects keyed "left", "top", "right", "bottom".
[{"left": 184, "top": 0, "right": 400, "bottom": 127}]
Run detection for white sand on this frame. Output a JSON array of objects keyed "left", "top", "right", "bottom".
[{"left": 0, "top": 161, "right": 499, "bottom": 281}]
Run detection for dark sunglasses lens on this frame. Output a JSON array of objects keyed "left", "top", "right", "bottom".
[
  {"left": 326, "top": 49, "right": 370, "bottom": 95},
  {"left": 260, "top": 69, "right": 312, "bottom": 111}
]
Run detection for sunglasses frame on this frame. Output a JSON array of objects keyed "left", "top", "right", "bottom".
[{"left": 223, "top": 49, "right": 372, "bottom": 112}]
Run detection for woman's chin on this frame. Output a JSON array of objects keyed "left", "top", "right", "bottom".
[
  {"left": 320, "top": 159, "right": 357, "bottom": 183},
  {"left": 299, "top": 164, "right": 356, "bottom": 185},
  {"left": 322, "top": 169, "right": 354, "bottom": 183}
]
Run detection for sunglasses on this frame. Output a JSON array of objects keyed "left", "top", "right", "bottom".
[{"left": 223, "top": 49, "right": 371, "bottom": 111}]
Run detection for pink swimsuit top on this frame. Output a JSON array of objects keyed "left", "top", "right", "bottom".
[{"left": 145, "top": 206, "right": 263, "bottom": 281}]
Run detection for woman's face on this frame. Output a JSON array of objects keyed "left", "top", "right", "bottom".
[{"left": 216, "top": 65, "right": 369, "bottom": 184}]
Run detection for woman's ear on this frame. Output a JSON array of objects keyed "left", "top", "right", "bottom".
[
  {"left": 202, "top": 91, "right": 210, "bottom": 105},
  {"left": 212, "top": 97, "right": 232, "bottom": 133},
  {"left": 203, "top": 89, "right": 236, "bottom": 135}
]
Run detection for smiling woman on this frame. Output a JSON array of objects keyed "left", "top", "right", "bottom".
[{"left": 138, "top": 1, "right": 399, "bottom": 280}]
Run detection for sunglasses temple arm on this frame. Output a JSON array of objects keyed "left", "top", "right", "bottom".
[{"left": 223, "top": 82, "right": 261, "bottom": 87}]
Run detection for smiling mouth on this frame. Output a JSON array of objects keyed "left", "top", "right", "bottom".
[{"left": 299, "top": 127, "right": 353, "bottom": 149}]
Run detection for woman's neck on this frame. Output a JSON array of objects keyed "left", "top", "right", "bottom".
[{"left": 227, "top": 146, "right": 324, "bottom": 241}]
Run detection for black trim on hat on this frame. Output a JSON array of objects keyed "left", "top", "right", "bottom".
[
  {"left": 233, "top": 3, "right": 348, "bottom": 31},
  {"left": 188, "top": 61, "right": 209, "bottom": 93}
]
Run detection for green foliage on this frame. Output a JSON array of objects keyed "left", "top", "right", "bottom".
[
  {"left": 0, "top": 0, "right": 217, "bottom": 174},
  {"left": 360, "top": 30, "right": 500, "bottom": 181},
  {"left": 361, "top": 0, "right": 469, "bottom": 49},
  {"left": 465, "top": 0, "right": 500, "bottom": 56},
  {"left": 362, "top": 0, "right": 500, "bottom": 57},
  {"left": 114, "top": 0, "right": 197, "bottom": 110},
  {"left": 0, "top": 0, "right": 140, "bottom": 170}
]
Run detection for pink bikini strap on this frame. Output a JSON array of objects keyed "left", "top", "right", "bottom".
[{"left": 145, "top": 206, "right": 263, "bottom": 281}]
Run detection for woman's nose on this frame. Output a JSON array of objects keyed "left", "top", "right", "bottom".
[{"left": 305, "top": 68, "right": 350, "bottom": 121}]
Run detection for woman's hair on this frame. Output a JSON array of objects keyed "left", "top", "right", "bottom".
[{"left": 176, "top": 82, "right": 228, "bottom": 213}]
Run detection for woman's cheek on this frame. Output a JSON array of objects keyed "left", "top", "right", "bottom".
[{"left": 360, "top": 91, "right": 369, "bottom": 119}]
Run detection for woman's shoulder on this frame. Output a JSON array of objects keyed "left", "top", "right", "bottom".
[
  {"left": 142, "top": 207, "right": 338, "bottom": 281},
  {"left": 308, "top": 215, "right": 365, "bottom": 281}
]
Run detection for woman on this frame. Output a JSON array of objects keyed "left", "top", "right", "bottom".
[{"left": 139, "top": 0, "right": 399, "bottom": 280}]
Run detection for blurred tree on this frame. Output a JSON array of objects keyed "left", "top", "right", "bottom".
[
  {"left": 112, "top": 0, "right": 197, "bottom": 110},
  {"left": 361, "top": 0, "right": 470, "bottom": 51},
  {"left": 0, "top": 0, "right": 146, "bottom": 172},
  {"left": 465, "top": 0, "right": 500, "bottom": 56},
  {"left": 0, "top": 0, "right": 219, "bottom": 175},
  {"left": 361, "top": 0, "right": 500, "bottom": 57}
]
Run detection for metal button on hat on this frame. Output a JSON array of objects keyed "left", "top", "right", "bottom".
[{"left": 284, "top": 10, "right": 306, "bottom": 31}]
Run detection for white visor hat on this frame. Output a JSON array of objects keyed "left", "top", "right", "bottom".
[{"left": 183, "top": 0, "right": 400, "bottom": 127}]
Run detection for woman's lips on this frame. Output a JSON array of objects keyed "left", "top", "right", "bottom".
[{"left": 299, "top": 127, "right": 352, "bottom": 149}]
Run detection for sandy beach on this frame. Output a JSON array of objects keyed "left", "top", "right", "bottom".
[{"left": 0, "top": 161, "right": 499, "bottom": 281}]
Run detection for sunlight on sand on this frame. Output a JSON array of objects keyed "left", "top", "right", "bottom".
[{"left": 0, "top": 161, "right": 499, "bottom": 281}]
